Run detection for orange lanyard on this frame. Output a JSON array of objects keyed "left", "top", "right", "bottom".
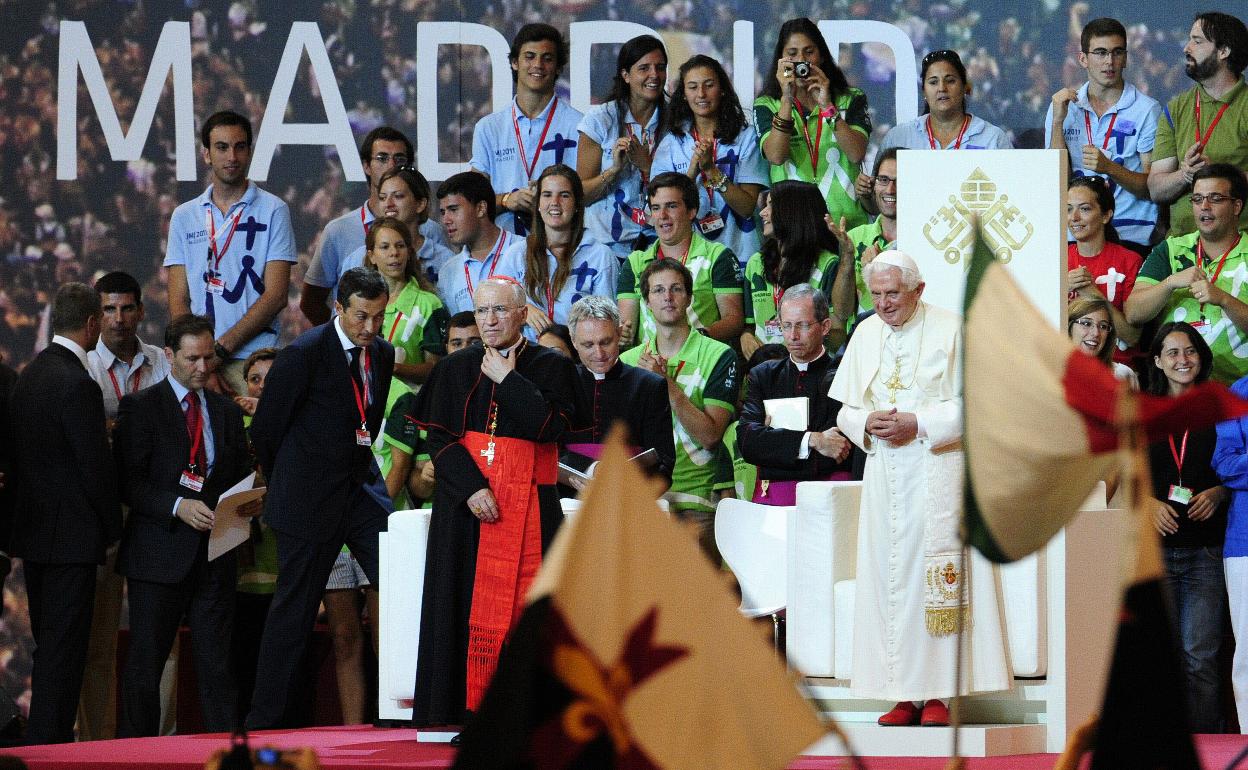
[
  {"left": 792, "top": 98, "right": 823, "bottom": 175},
  {"left": 512, "top": 97, "right": 559, "bottom": 181},
  {"left": 1195, "top": 92, "right": 1230, "bottom": 147}
]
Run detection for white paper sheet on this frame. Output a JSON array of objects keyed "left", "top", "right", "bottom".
[
  {"left": 764, "top": 397, "right": 809, "bottom": 431},
  {"left": 208, "top": 472, "right": 267, "bottom": 561}
]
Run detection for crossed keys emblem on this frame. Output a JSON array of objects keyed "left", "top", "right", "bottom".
[{"left": 923, "top": 168, "right": 1035, "bottom": 266}]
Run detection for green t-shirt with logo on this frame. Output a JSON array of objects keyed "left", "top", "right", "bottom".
[
  {"left": 848, "top": 217, "right": 892, "bottom": 315},
  {"left": 617, "top": 231, "right": 742, "bottom": 346},
  {"left": 386, "top": 279, "right": 449, "bottom": 368},
  {"left": 373, "top": 379, "right": 415, "bottom": 511},
  {"left": 753, "top": 91, "right": 871, "bottom": 230},
  {"left": 1135, "top": 229, "right": 1248, "bottom": 383},
  {"left": 621, "top": 331, "right": 737, "bottom": 512},
  {"left": 720, "top": 421, "right": 757, "bottom": 502},
  {"left": 742, "top": 249, "right": 840, "bottom": 344}
]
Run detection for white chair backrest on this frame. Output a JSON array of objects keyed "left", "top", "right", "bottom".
[{"left": 714, "top": 498, "right": 790, "bottom": 617}]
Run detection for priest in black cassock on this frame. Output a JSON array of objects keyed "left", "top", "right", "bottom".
[
  {"left": 562, "top": 295, "right": 675, "bottom": 489},
  {"left": 410, "top": 276, "right": 581, "bottom": 727},
  {"left": 738, "top": 284, "right": 855, "bottom": 506}
]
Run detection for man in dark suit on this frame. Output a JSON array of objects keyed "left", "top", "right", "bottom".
[
  {"left": 113, "top": 314, "right": 254, "bottom": 736},
  {"left": 562, "top": 295, "right": 674, "bottom": 488},
  {"left": 738, "top": 283, "right": 854, "bottom": 506},
  {"left": 10, "top": 283, "right": 121, "bottom": 744},
  {"left": 245, "top": 266, "right": 395, "bottom": 729}
]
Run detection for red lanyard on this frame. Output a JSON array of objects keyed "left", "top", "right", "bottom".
[
  {"left": 349, "top": 347, "right": 371, "bottom": 422},
  {"left": 772, "top": 284, "right": 784, "bottom": 314},
  {"left": 386, "top": 311, "right": 405, "bottom": 343},
  {"left": 463, "top": 234, "right": 507, "bottom": 297},
  {"left": 658, "top": 244, "right": 689, "bottom": 265},
  {"left": 1168, "top": 430, "right": 1189, "bottom": 481},
  {"left": 925, "top": 114, "right": 970, "bottom": 149},
  {"left": 690, "top": 129, "right": 719, "bottom": 199},
  {"left": 1195, "top": 92, "right": 1230, "bottom": 147},
  {"left": 512, "top": 97, "right": 559, "bottom": 181},
  {"left": 793, "top": 98, "right": 823, "bottom": 176},
  {"left": 1084, "top": 111, "right": 1118, "bottom": 149},
  {"left": 360, "top": 205, "right": 371, "bottom": 236},
  {"left": 205, "top": 206, "right": 245, "bottom": 272},
  {"left": 106, "top": 365, "right": 142, "bottom": 401},
  {"left": 1197, "top": 235, "right": 1241, "bottom": 283}
]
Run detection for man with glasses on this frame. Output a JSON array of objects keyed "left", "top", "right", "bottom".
[
  {"left": 1128, "top": 163, "right": 1248, "bottom": 384},
  {"left": 1149, "top": 12, "right": 1248, "bottom": 237},
  {"left": 621, "top": 258, "right": 737, "bottom": 561},
  {"left": 409, "top": 277, "right": 579, "bottom": 730},
  {"left": 850, "top": 148, "right": 899, "bottom": 318},
  {"left": 1047, "top": 17, "right": 1161, "bottom": 254},
  {"left": 469, "top": 23, "right": 582, "bottom": 235},
  {"left": 738, "top": 284, "right": 852, "bottom": 507},
  {"left": 301, "top": 127, "right": 447, "bottom": 324},
  {"left": 830, "top": 250, "right": 1010, "bottom": 727}
]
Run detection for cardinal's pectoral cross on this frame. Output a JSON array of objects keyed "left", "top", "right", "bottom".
[
  {"left": 480, "top": 442, "right": 496, "bottom": 467},
  {"left": 884, "top": 360, "right": 904, "bottom": 405}
]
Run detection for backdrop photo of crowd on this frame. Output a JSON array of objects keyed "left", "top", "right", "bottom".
[{"left": 0, "top": 0, "right": 1232, "bottom": 727}]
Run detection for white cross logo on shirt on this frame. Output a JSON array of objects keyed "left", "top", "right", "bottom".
[{"left": 1096, "top": 266, "right": 1126, "bottom": 302}]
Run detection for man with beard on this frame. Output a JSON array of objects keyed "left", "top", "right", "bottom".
[
  {"left": 1149, "top": 12, "right": 1248, "bottom": 237},
  {"left": 410, "top": 277, "right": 579, "bottom": 728}
]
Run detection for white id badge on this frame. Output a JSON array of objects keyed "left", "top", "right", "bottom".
[
  {"left": 180, "top": 470, "right": 205, "bottom": 492},
  {"left": 355, "top": 428, "right": 372, "bottom": 447},
  {"left": 698, "top": 212, "right": 725, "bottom": 236},
  {"left": 206, "top": 276, "right": 226, "bottom": 295}
]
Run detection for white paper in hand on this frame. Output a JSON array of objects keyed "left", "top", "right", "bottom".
[
  {"left": 208, "top": 472, "right": 267, "bottom": 561},
  {"left": 764, "top": 397, "right": 809, "bottom": 431}
]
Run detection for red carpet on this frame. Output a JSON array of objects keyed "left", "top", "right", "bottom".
[{"left": 2, "top": 726, "right": 1245, "bottom": 769}]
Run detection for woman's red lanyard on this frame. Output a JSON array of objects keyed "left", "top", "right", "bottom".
[
  {"left": 925, "top": 114, "right": 970, "bottom": 149},
  {"left": 512, "top": 97, "right": 559, "bottom": 181},
  {"left": 690, "top": 128, "right": 719, "bottom": 200},
  {"left": 205, "top": 207, "right": 245, "bottom": 275},
  {"left": 463, "top": 234, "right": 507, "bottom": 297},
  {"left": 1196, "top": 235, "right": 1242, "bottom": 320},
  {"left": 1195, "top": 92, "right": 1230, "bottom": 147},
  {"left": 1169, "top": 430, "right": 1189, "bottom": 487},
  {"left": 386, "top": 311, "right": 405, "bottom": 343},
  {"left": 350, "top": 347, "right": 371, "bottom": 426},
  {"left": 792, "top": 98, "right": 823, "bottom": 176},
  {"left": 107, "top": 366, "right": 142, "bottom": 401},
  {"left": 1084, "top": 111, "right": 1118, "bottom": 149}
]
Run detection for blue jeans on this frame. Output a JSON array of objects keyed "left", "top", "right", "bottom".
[{"left": 1164, "top": 544, "right": 1227, "bottom": 733}]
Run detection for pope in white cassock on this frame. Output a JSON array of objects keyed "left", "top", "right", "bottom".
[{"left": 829, "top": 250, "right": 1011, "bottom": 727}]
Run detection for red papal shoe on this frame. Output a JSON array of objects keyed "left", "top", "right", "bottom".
[
  {"left": 877, "top": 701, "right": 921, "bottom": 726},
  {"left": 920, "top": 699, "right": 950, "bottom": 727}
]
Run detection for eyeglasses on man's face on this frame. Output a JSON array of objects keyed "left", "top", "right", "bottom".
[{"left": 372, "top": 152, "right": 409, "bottom": 166}]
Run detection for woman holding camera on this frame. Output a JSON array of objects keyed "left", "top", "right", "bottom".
[
  {"left": 755, "top": 17, "right": 870, "bottom": 229},
  {"left": 652, "top": 55, "right": 768, "bottom": 271}
]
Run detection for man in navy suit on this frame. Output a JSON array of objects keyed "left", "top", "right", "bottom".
[
  {"left": 10, "top": 283, "right": 121, "bottom": 744},
  {"left": 113, "top": 314, "right": 255, "bottom": 736},
  {"left": 246, "top": 266, "right": 395, "bottom": 729}
]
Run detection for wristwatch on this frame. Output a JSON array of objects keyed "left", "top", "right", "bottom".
[{"left": 214, "top": 342, "right": 232, "bottom": 361}]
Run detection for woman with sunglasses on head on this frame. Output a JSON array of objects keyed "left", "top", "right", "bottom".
[
  {"left": 741, "top": 180, "right": 856, "bottom": 361},
  {"left": 495, "top": 164, "right": 617, "bottom": 340},
  {"left": 878, "top": 49, "right": 1011, "bottom": 153},
  {"left": 652, "top": 55, "right": 768, "bottom": 272},
  {"left": 577, "top": 35, "right": 669, "bottom": 259},
  {"left": 1145, "top": 321, "right": 1229, "bottom": 734},
  {"left": 755, "top": 18, "right": 870, "bottom": 230},
  {"left": 367, "top": 166, "right": 456, "bottom": 286},
  {"left": 1067, "top": 176, "right": 1142, "bottom": 360}
]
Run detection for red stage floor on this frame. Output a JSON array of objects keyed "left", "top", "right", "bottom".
[{"left": 2, "top": 726, "right": 1246, "bottom": 769}]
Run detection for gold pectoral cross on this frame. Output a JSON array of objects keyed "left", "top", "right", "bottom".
[
  {"left": 884, "top": 360, "right": 904, "bottom": 405},
  {"left": 480, "top": 441, "right": 496, "bottom": 467}
]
